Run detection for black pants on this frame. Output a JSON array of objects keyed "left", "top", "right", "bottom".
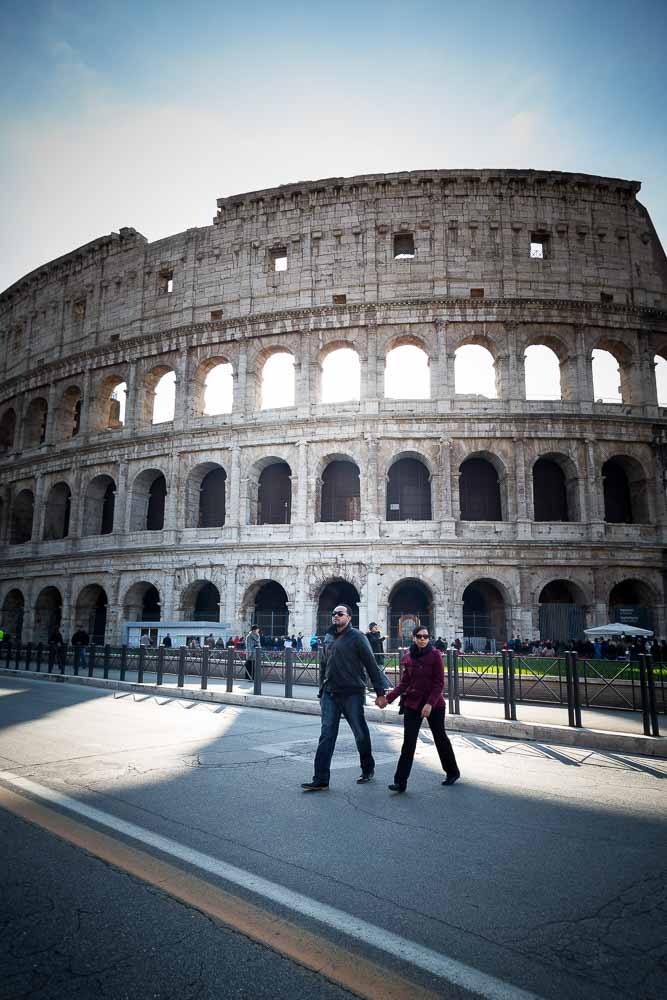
[
  {"left": 394, "top": 707, "right": 458, "bottom": 788},
  {"left": 245, "top": 657, "right": 253, "bottom": 679}
]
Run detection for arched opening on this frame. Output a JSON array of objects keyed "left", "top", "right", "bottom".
[
  {"left": 261, "top": 352, "right": 295, "bottom": 409},
  {"left": 75, "top": 584, "right": 108, "bottom": 645},
  {"left": 320, "top": 460, "right": 361, "bottom": 522},
  {"left": 384, "top": 344, "right": 430, "bottom": 400},
  {"left": 151, "top": 370, "right": 176, "bottom": 424},
  {"left": 455, "top": 345, "right": 497, "bottom": 398},
  {"left": 34, "top": 587, "right": 63, "bottom": 643},
  {"left": 459, "top": 457, "right": 502, "bottom": 520},
  {"left": 24, "top": 398, "right": 48, "bottom": 448},
  {"left": 253, "top": 581, "right": 289, "bottom": 638},
  {"left": 321, "top": 348, "right": 360, "bottom": 403},
  {"left": 203, "top": 362, "right": 234, "bottom": 415},
  {"left": 82, "top": 475, "right": 116, "bottom": 536},
  {"left": 462, "top": 581, "right": 507, "bottom": 645},
  {"left": 257, "top": 462, "right": 292, "bottom": 524},
  {"left": 59, "top": 386, "right": 82, "bottom": 438},
  {"left": 109, "top": 381, "right": 127, "bottom": 427},
  {"left": 524, "top": 345, "right": 561, "bottom": 400},
  {"left": 181, "top": 580, "right": 220, "bottom": 622},
  {"left": 184, "top": 464, "right": 227, "bottom": 529},
  {"left": 602, "top": 457, "right": 649, "bottom": 524},
  {"left": 388, "top": 579, "right": 433, "bottom": 648},
  {"left": 533, "top": 458, "right": 570, "bottom": 521},
  {"left": 386, "top": 457, "right": 432, "bottom": 520},
  {"left": 609, "top": 579, "right": 655, "bottom": 631},
  {"left": 10, "top": 490, "right": 34, "bottom": 544},
  {"left": 43, "top": 482, "right": 72, "bottom": 540},
  {"left": 655, "top": 355, "right": 667, "bottom": 407},
  {"left": 317, "top": 579, "right": 360, "bottom": 635},
  {"left": 129, "top": 470, "right": 167, "bottom": 531},
  {"left": 0, "top": 408, "right": 17, "bottom": 452},
  {"left": 592, "top": 349, "right": 622, "bottom": 403},
  {"left": 1, "top": 589, "right": 24, "bottom": 641},
  {"left": 124, "top": 582, "right": 161, "bottom": 622},
  {"left": 538, "top": 580, "right": 586, "bottom": 643}
]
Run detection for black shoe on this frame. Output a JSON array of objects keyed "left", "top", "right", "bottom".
[
  {"left": 301, "top": 781, "right": 329, "bottom": 792},
  {"left": 356, "top": 772, "right": 374, "bottom": 784},
  {"left": 442, "top": 771, "right": 460, "bottom": 786},
  {"left": 388, "top": 783, "right": 406, "bottom": 793}
]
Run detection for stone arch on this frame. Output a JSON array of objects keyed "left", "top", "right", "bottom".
[
  {"left": 82, "top": 475, "right": 116, "bottom": 536},
  {"left": 74, "top": 584, "right": 108, "bottom": 645},
  {"left": 128, "top": 469, "right": 167, "bottom": 531},
  {"left": 384, "top": 339, "right": 430, "bottom": 400},
  {"left": 92, "top": 372, "right": 127, "bottom": 431},
  {"left": 254, "top": 346, "right": 296, "bottom": 410},
  {"left": 24, "top": 397, "right": 48, "bottom": 448},
  {"left": 180, "top": 580, "right": 221, "bottom": 622},
  {"left": 192, "top": 355, "right": 235, "bottom": 416},
  {"left": 142, "top": 364, "right": 176, "bottom": 425},
  {"left": 591, "top": 338, "right": 634, "bottom": 404},
  {"left": 34, "top": 586, "right": 63, "bottom": 643},
  {"left": 532, "top": 452, "right": 581, "bottom": 522},
  {"left": 184, "top": 462, "right": 227, "bottom": 528},
  {"left": 537, "top": 578, "right": 590, "bottom": 644},
  {"left": 0, "top": 407, "right": 17, "bottom": 452},
  {"left": 459, "top": 452, "right": 506, "bottom": 520},
  {"left": 253, "top": 458, "right": 292, "bottom": 525},
  {"left": 319, "top": 457, "right": 361, "bottom": 522},
  {"left": 654, "top": 352, "right": 667, "bottom": 407},
  {"left": 316, "top": 578, "right": 361, "bottom": 634},
  {"left": 1, "top": 588, "right": 25, "bottom": 640},
  {"left": 462, "top": 578, "right": 509, "bottom": 645},
  {"left": 386, "top": 454, "right": 432, "bottom": 520},
  {"left": 387, "top": 578, "right": 434, "bottom": 647},
  {"left": 608, "top": 578, "right": 657, "bottom": 631},
  {"left": 523, "top": 344, "right": 562, "bottom": 401},
  {"left": 10, "top": 489, "right": 34, "bottom": 544},
  {"left": 240, "top": 579, "right": 289, "bottom": 637},
  {"left": 43, "top": 481, "right": 72, "bottom": 540},
  {"left": 454, "top": 342, "right": 497, "bottom": 398},
  {"left": 123, "top": 581, "right": 161, "bottom": 622},
  {"left": 320, "top": 343, "right": 361, "bottom": 403},
  {"left": 57, "top": 385, "right": 83, "bottom": 438},
  {"left": 602, "top": 455, "right": 649, "bottom": 524}
]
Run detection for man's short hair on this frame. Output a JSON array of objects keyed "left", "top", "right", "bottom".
[
  {"left": 334, "top": 605, "right": 353, "bottom": 616},
  {"left": 368, "top": 621, "right": 377, "bottom": 628},
  {"left": 250, "top": 624, "right": 259, "bottom": 630}
]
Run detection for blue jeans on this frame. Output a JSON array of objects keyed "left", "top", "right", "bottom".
[{"left": 313, "top": 689, "right": 375, "bottom": 785}]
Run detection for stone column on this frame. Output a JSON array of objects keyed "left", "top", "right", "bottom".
[
  {"left": 362, "top": 325, "right": 378, "bottom": 404},
  {"left": 116, "top": 460, "right": 130, "bottom": 534},
  {"left": 293, "top": 440, "right": 308, "bottom": 529},
  {"left": 43, "top": 383, "right": 58, "bottom": 447},
  {"left": 60, "top": 575, "right": 74, "bottom": 644},
  {"left": 365, "top": 565, "right": 379, "bottom": 627},
  {"left": 432, "top": 319, "right": 449, "bottom": 408},
  {"left": 223, "top": 565, "right": 237, "bottom": 629},
  {"left": 575, "top": 326, "right": 594, "bottom": 405},
  {"left": 162, "top": 454, "right": 178, "bottom": 532},
  {"left": 123, "top": 361, "right": 140, "bottom": 434},
  {"left": 364, "top": 435, "right": 380, "bottom": 533},
  {"left": 33, "top": 474, "right": 48, "bottom": 542},
  {"left": 227, "top": 444, "right": 242, "bottom": 530},
  {"left": 78, "top": 368, "right": 93, "bottom": 437},
  {"left": 450, "top": 442, "right": 462, "bottom": 521},
  {"left": 160, "top": 572, "right": 175, "bottom": 622},
  {"left": 585, "top": 438, "right": 604, "bottom": 528},
  {"left": 172, "top": 348, "right": 190, "bottom": 432}
]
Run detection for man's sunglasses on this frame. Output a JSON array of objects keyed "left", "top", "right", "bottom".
[{"left": 332, "top": 611, "right": 349, "bottom": 617}]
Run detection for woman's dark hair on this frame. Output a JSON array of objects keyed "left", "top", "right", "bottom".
[{"left": 412, "top": 625, "right": 429, "bottom": 637}]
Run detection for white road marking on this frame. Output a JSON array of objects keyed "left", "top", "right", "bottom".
[{"left": 1, "top": 772, "right": 543, "bottom": 1000}]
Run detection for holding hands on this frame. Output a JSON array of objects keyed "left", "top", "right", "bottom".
[{"left": 375, "top": 695, "right": 388, "bottom": 709}]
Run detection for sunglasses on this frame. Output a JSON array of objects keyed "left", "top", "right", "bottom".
[
  {"left": 415, "top": 633, "right": 430, "bottom": 640},
  {"left": 332, "top": 611, "right": 349, "bottom": 617}
]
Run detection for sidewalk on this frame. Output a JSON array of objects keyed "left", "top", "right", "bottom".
[{"left": 2, "top": 664, "right": 665, "bottom": 758}]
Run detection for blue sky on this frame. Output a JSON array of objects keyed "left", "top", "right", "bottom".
[{"left": 1, "top": 0, "right": 666, "bottom": 292}]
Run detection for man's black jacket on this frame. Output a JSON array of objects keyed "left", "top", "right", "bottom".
[{"left": 320, "top": 624, "right": 385, "bottom": 696}]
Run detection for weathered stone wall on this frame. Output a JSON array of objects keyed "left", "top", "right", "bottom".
[{"left": 1, "top": 169, "right": 667, "bottom": 645}]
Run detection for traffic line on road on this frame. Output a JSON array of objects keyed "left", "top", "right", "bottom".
[{"left": 0, "top": 773, "right": 543, "bottom": 1000}]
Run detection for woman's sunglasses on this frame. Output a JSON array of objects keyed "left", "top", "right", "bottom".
[{"left": 415, "top": 633, "right": 429, "bottom": 640}]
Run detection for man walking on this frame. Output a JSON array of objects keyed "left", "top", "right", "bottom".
[
  {"left": 302, "top": 605, "right": 386, "bottom": 792},
  {"left": 245, "top": 624, "right": 261, "bottom": 679},
  {"left": 365, "top": 622, "right": 391, "bottom": 692}
]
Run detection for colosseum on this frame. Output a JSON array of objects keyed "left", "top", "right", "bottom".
[{"left": 1, "top": 168, "right": 667, "bottom": 649}]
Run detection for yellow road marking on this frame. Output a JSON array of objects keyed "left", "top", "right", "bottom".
[{"left": 0, "top": 784, "right": 440, "bottom": 1000}]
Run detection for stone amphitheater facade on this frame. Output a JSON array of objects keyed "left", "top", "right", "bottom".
[{"left": 2, "top": 168, "right": 667, "bottom": 647}]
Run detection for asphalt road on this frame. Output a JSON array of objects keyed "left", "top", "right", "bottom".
[{"left": 1, "top": 675, "right": 665, "bottom": 1000}]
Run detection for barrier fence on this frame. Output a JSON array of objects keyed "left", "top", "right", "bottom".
[{"left": 1, "top": 641, "right": 663, "bottom": 737}]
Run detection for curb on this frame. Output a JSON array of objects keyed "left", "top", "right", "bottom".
[{"left": 1, "top": 667, "right": 665, "bottom": 758}]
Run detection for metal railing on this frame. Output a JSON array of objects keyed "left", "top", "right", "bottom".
[{"left": 1, "top": 641, "right": 663, "bottom": 737}]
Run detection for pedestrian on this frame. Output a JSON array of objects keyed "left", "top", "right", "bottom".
[
  {"left": 139, "top": 632, "right": 151, "bottom": 647},
  {"left": 295, "top": 632, "right": 304, "bottom": 651},
  {"left": 309, "top": 634, "right": 319, "bottom": 651},
  {"left": 204, "top": 633, "right": 215, "bottom": 648},
  {"left": 302, "top": 604, "right": 386, "bottom": 792},
  {"left": 48, "top": 627, "right": 66, "bottom": 668},
  {"left": 377, "top": 625, "right": 460, "bottom": 793},
  {"left": 364, "top": 622, "right": 391, "bottom": 692},
  {"left": 162, "top": 633, "right": 172, "bottom": 648},
  {"left": 71, "top": 625, "right": 90, "bottom": 666},
  {"left": 245, "top": 624, "right": 261, "bottom": 679}
]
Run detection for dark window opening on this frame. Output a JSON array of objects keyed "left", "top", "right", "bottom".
[
  {"left": 258, "top": 463, "right": 291, "bottom": 524},
  {"left": 600, "top": 292, "right": 614, "bottom": 304},
  {"left": 462, "top": 582, "right": 506, "bottom": 644},
  {"left": 533, "top": 459, "right": 569, "bottom": 521},
  {"left": 72, "top": 398, "right": 82, "bottom": 436},
  {"left": 146, "top": 474, "right": 167, "bottom": 530},
  {"left": 602, "top": 460, "right": 633, "bottom": 523},
  {"left": 317, "top": 580, "right": 360, "bottom": 636},
  {"left": 459, "top": 458, "right": 502, "bottom": 520},
  {"left": 141, "top": 585, "right": 161, "bottom": 621},
  {"left": 0, "top": 409, "right": 16, "bottom": 451},
  {"left": 73, "top": 299, "right": 86, "bottom": 321},
  {"left": 254, "top": 581, "right": 289, "bottom": 638},
  {"left": 210, "top": 309, "right": 223, "bottom": 320},
  {"left": 470, "top": 288, "right": 485, "bottom": 298},
  {"left": 43, "top": 483, "right": 72, "bottom": 540},
  {"left": 388, "top": 580, "right": 432, "bottom": 648},
  {"left": 320, "top": 461, "right": 360, "bottom": 521},
  {"left": 199, "top": 468, "right": 226, "bottom": 528},
  {"left": 10, "top": 491, "right": 34, "bottom": 545},
  {"left": 101, "top": 482, "right": 115, "bottom": 534},
  {"left": 530, "top": 233, "right": 549, "bottom": 259},
  {"left": 333, "top": 294, "right": 347, "bottom": 305},
  {"left": 159, "top": 270, "right": 174, "bottom": 294},
  {"left": 386, "top": 458, "right": 431, "bottom": 520},
  {"left": 393, "top": 233, "right": 415, "bottom": 259}
]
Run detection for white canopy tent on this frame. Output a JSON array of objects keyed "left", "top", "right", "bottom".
[{"left": 584, "top": 622, "right": 653, "bottom": 638}]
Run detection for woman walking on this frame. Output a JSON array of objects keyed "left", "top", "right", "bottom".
[{"left": 378, "top": 626, "right": 460, "bottom": 792}]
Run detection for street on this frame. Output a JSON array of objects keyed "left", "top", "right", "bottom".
[{"left": 1, "top": 675, "right": 665, "bottom": 999}]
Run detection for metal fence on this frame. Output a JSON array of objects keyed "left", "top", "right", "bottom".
[{"left": 1, "top": 641, "right": 663, "bottom": 737}]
